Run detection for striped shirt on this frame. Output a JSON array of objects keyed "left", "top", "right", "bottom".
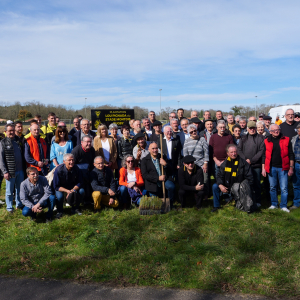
[{"left": 183, "top": 137, "right": 209, "bottom": 167}]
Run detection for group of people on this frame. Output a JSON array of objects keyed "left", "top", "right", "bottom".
[{"left": 0, "top": 107, "right": 299, "bottom": 222}]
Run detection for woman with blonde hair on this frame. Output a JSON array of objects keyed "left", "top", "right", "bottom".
[{"left": 94, "top": 124, "right": 117, "bottom": 170}]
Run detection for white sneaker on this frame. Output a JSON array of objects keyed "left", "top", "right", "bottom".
[
  {"left": 281, "top": 207, "right": 290, "bottom": 213},
  {"left": 66, "top": 203, "right": 70, "bottom": 207},
  {"left": 0, "top": 200, "right": 5, "bottom": 205},
  {"left": 268, "top": 205, "right": 277, "bottom": 209},
  {"left": 256, "top": 203, "right": 261, "bottom": 208}
]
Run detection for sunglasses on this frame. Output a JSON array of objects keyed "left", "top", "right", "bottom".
[
  {"left": 126, "top": 160, "right": 134, "bottom": 163},
  {"left": 189, "top": 130, "right": 197, "bottom": 134}
]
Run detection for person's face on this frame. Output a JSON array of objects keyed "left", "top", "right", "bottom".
[
  {"left": 30, "top": 124, "right": 40, "bottom": 138},
  {"left": 35, "top": 117, "right": 42, "bottom": 126},
  {"left": 181, "top": 120, "right": 188, "bottom": 132},
  {"left": 149, "top": 112, "right": 155, "bottom": 121},
  {"left": 270, "top": 126, "right": 280, "bottom": 137},
  {"left": 248, "top": 117, "right": 257, "bottom": 122},
  {"left": 81, "top": 138, "right": 92, "bottom": 150},
  {"left": 258, "top": 117, "right": 263, "bottom": 121},
  {"left": 216, "top": 112, "right": 222, "bottom": 120},
  {"left": 264, "top": 119, "right": 271, "bottom": 126},
  {"left": 153, "top": 125, "right": 162, "bottom": 133},
  {"left": 247, "top": 127, "right": 257, "bottom": 135},
  {"left": 239, "top": 120, "right": 246, "bottom": 129},
  {"left": 126, "top": 156, "right": 135, "bottom": 169},
  {"left": 94, "top": 158, "right": 104, "bottom": 170},
  {"left": 227, "top": 147, "right": 238, "bottom": 160},
  {"left": 205, "top": 121, "right": 213, "bottom": 131},
  {"left": 204, "top": 112, "right": 211, "bottom": 120},
  {"left": 137, "top": 137, "right": 145, "bottom": 147},
  {"left": 134, "top": 121, "right": 141, "bottom": 130},
  {"left": 101, "top": 128, "right": 107, "bottom": 137},
  {"left": 129, "top": 120, "right": 135, "bottom": 129},
  {"left": 28, "top": 170, "right": 39, "bottom": 183},
  {"left": 6, "top": 126, "right": 15, "bottom": 138},
  {"left": 227, "top": 116, "right": 234, "bottom": 124},
  {"left": 191, "top": 111, "right": 198, "bottom": 118},
  {"left": 285, "top": 109, "right": 294, "bottom": 123},
  {"left": 48, "top": 116, "right": 56, "bottom": 125},
  {"left": 171, "top": 121, "right": 178, "bottom": 132},
  {"left": 233, "top": 128, "right": 241, "bottom": 138},
  {"left": 73, "top": 118, "right": 79, "bottom": 128},
  {"left": 56, "top": 117, "right": 60, "bottom": 123},
  {"left": 217, "top": 124, "right": 226, "bottom": 134},
  {"left": 149, "top": 143, "right": 158, "bottom": 156},
  {"left": 58, "top": 129, "right": 66, "bottom": 139},
  {"left": 189, "top": 127, "right": 198, "bottom": 137},
  {"left": 169, "top": 113, "right": 176, "bottom": 121},
  {"left": 295, "top": 116, "right": 300, "bottom": 122},
  {"left": 165, "top": 128, "right": 173, "bottom": 140},
  {"left": 143, "top": 119, "right": 150, "bottom": 128},
  {"left": 123, "top": 128, "right": 130, "bottom": 137},
  {"left": 184, "top": 161, "right": 195, "bottom": 171},
  {"left": 110, "top": 127, "right": 118, "bottom": 136},
  {"left": 177, "top": 110, "right": 184, "bottom": 118},
  {"left": 81, "top": 120, "right": 90, "bottom": 132},
  {"left": 64, "top": 157, "right": 75, "bottom": 169},
  {"left": 15, "top": 124, "right": 23, "bottom": 134},
  {"left": 257, "top": 124, "right": 264, "bottom": 134}
]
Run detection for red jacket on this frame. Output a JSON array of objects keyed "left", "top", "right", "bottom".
[
  {"left": 264, "top": 136, "right": 290, "bottom": 173},
  {"left": 119, "top": 167, "right": 144, "bottom": 188}
]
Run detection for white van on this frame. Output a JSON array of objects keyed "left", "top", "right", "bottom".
[{"left": 268, "top": 105, "right": 300, "bottom": 122}]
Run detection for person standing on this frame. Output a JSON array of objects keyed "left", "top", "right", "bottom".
[
  {"left": 226, "top": 114, "right": 235, "bottom": 134},
  {"left": 69, "top": 117, "right": 81, "bottom": 136},
  {"left": 41, "top": 112, "right": 57, "bottom": 146},
  {"left": 149, "top": 121, "right": 163, "bottom": 144},
  {"left": 142, "top": 118, "right": 153, "bottom": 139},
  {"left": 178, "top": 118, "right": 190, "bottom": 154},
  {"left": 72, "top": 118, "right": 96, "bottom": 147},
  {"left": 262, "top": 124, "right": 294, "bottom": 212},
  {"left": 148, "top": 111, "right": 157, "bottom": 128},
  {"left": 275, "top": 116, "right": 282, "bottom": 126},
  {"left": 232, "top": 124, "right": 242, "bottom": 145},
  {"left": 15, "top": 121, "right": 25, "bottom": 146},
  {"left": 280, "top": 108, "right": 299, "bottom": 139},
  {"left": 0, "top": 124, "right": 25, "bottom": 213},
  {"left": 239, "top": 117, "right": 248, "bottom": 135}
]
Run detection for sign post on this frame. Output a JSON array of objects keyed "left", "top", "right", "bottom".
[{"left": 91, "top": 109, "right": 134, "bottom": 130}]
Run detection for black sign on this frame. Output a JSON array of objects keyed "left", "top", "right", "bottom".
[{"left": 91, "top": 109, "right": 135, "bottom": 130}]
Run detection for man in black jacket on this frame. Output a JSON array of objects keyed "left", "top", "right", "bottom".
[
  {"left": 280, "top": 108, "right": 299, "bottom": 139},
  {"left": 212, "top": 144, "right": 253, "bottom": 212},
  {"left": 90, "top": 156, "right": 119, "bottom": 211},
  {"left": 72, "top": 118, "right": 96, "bottom": 147},
  {"left": 237, "top": 121, "right": 265, "bottom": 206},
  {"left": 141, "top": 142, "right": 175, "bottom": 206},
  {"left": 178, "top": 155, "right": 205, "bottom": 209}
]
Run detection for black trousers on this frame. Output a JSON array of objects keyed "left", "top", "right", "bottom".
[{"left": 178, "top": 189, "right": 205, "bottom": 208}]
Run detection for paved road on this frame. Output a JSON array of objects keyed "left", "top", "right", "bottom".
[{"left": 0, "top": 276, "right": 272, "bottom": 300}]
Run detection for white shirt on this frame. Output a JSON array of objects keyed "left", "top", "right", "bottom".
[
  {"left": 127, "top": 171, "right": 137, "bottom": 183},
  {"left": 101, "top": 139, "right": 110, "bottom": 162},
  {"left": 164, "top": 137, "right": 173, "bottom": 159},
  {"left": 145, "top": 129, "right": 152, "bottom": 138}
]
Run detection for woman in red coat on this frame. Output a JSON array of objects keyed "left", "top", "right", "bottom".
[{"left": 119, "top": 154, "right": 145, "bottom": 208}]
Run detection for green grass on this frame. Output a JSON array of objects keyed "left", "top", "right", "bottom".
[{"left": 1, "top": 189, "right": 300, "bottom": 298}]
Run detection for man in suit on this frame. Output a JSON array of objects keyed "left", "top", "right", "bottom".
[
  {"left": 178, "top": 118, "right": 190, "bottom": 155},
  {"left": 72, "top": 118, "right": 96, "bottom": 147}
]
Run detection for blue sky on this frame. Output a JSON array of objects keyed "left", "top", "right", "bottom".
[{"left": 1, "top": 0, "right": 300, "bottom": 113}]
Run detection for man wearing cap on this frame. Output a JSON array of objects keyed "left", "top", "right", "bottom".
[
  {"left": 178, "top": 155, "right": 205, "bottom": 209},
  {"left": 262, "top": 124, "right": 294, "bottom": 212},
  {"left": 263, "top": 116, "right": 272, "bottom": 132},
  {"left": 149, "top": 120, "right": 163, "bottom": 144},
  {"left": 295, "top": 113, "right": 300, "bottom": 122},
  {"left": 212, "top": 144, "right": 253, "bottom": 212},
  {"left": 275, "top": 116, "right": 282, "bottom": 126},
  {"left": 190, "top": 117, "right": 205, "bottom": 134},
  {"left": 133, "top": 132, "right": 152, "bottom": 166},
  {"left": 280, "top": 108, "right": 299, "bottom": 139},
  {"left": 258, "top": 113, "right": 265, "bottom": 121},
  {"left": 237, "top": 121, "right": 265, "bottom": 207}
]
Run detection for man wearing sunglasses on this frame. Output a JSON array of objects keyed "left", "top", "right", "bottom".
[{"left": 262, "top": 124, "right": 294, "bottom": 212}]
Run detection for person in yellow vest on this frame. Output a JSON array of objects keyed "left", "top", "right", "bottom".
[
  {"left": 275, "top": 115, "right": 282, "bottom": 126},
  {"left": 41, "top": 112, "right": 57, "bottom": 145},
  {"left": 24, "top": 124, "right": 48, "bottom": 175}
]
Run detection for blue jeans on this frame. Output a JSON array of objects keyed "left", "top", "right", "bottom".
[
  {"left": 214, "top": 163, "right": 220, "bottom": 179},
  {"left": 5, "top": 170, "right": 24, "bottom": 212},
  {"left": 292, "top": 162, "right": 300, "bottom": 207},
  {"left": 149, "top": 180, "right": 176, "bottom": 206},
  {"left": 22, "top": 195, "right": 56, "bottom": 219},
  {"left": 212, "top": 183, "right": 232, "bottom": 208},
  {"left": 55, "top": 188, "right": 85, "bottom": 212},
  {"left": 268, "top": 167, "right": 288, "bottom": 208},
  {"left": 119, "top": 186, "right": 147, "bottom": 205}
]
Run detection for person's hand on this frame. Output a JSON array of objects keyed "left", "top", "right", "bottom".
[
  {"left": 43, "top": 159, "right": 49, "bottom": 166},
  {"left": 246, "top": 159, "right": 251, "bottom": 165},
  {"left": 219, "top": 185, "right": 228, "bottom": 193},
  {"left": 66, "top": 189, "right": 74, "bottom": 199},
  {"left": 37, "top": 161, "right": 44, "bottom": 168},
  {"left": 215, "top": 159, "right": 221, "bottom": 167},
  {"left": 160, "top": 158, "right": 167, "bottom": 166},
  {"left": 32, "top": 203, "right": 41, "bottom": 213},
  {"left": 134, "top": 186, "right": 141, "bottom": 193},
  {"left": 4, "top": 173, "right": 10, "bottom": 180},
  {"left": 109, "top": 198, "right": 114, "bottom": 205},
  {"left": 195, "top": 184, "right": 204, "bottom": 191},
  {"left": 107, "top": 162, "right": 112, "bottom": 167},
  {"left": 108, "top": 189, "right": 115, "bottom": 196},
  {"left": 261, "top": 169, "right": 267, "bottom": 177},
  {"left": 159, "top": 175, "right": 166, "bottom": 181},
  {"left": 127, "top": 182, "right": 135, "bottom": 188},
  {"left": 136, "top": 149, "right": 142, "bottom": 159},
  {"left": 288, "top": 168, "right": 294, "bottom": 177},
  {"left": 202, "top": 163, "right": 208, "bottom": 173}
]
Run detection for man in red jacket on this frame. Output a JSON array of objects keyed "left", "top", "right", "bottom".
[{"left": 262, "top": 124, "right": 294, "bottom": 212}]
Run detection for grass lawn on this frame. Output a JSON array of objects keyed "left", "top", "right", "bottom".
[{"left": 1, "top": 181, "right": 300, "bottom": 298}]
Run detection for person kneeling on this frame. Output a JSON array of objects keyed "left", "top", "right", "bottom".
[
  {"left": 178, "top": 155, "right": 205, "bottom": 209},
  {"left": 53, "top": 153, "right": 85, "bottom": 217},
  {"left": 91, "top": 156, "right": 119, "bottom": 211},
  {"left": 212, "top": 144, "right": 253, "bottom": 212},
  {"left": 20, "top": 167, "right": 56, "bottom": 222}
]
